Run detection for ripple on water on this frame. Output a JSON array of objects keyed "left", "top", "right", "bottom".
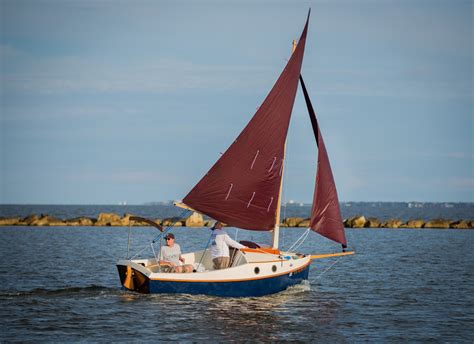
[{"left": 0, "top": 227, "right": 473, "bottom": 342}]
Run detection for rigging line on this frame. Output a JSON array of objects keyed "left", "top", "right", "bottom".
[
  {"left": 151, "top": 243, "right": 159, "bottom": 264},
  {"left": 195, "top": 231, "right": 213, "bottom": 272},
  {"left": 287, "top": 228, "right": 311, "bottom": 252},
  {"left": 131, "top": 226, "right": 174, "bottom": 260},
  {"left": 131, "top": 229, "right": 171, "bottom": 259},
  {"left": 131, "top": 209, "right": 191, "bottom": 260},
  {"left": 155, "top": 209, "right": 191, "bottom": 240},
  {"left": 158, "top": 238, "right": 162, "bottom": 268},
  {"left": 289, "top": 229, "right": 310, "bottom": 252},
  {"left": 288, "top": 232, "right": 310, "bottom": 253},
  {"left": 130, "top": 244, "right": 151, "bottom": 260},
  {"left": 286, "top": 228, "right": 308, "bottom": 251},
  {"left": 316, "top": 257, "right": 342, "bottom": 280}
]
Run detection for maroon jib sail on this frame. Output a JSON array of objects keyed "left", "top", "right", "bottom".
[
  {"left": 182, "top": 15, "right": 310, "bottom": 231},
  {"left": 300, "top": 76, "right": 347, "bottom": 248}
]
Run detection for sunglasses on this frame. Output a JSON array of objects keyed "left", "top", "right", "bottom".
[{"left": 166, "top": 237, "right": 173, "bottom": 240}]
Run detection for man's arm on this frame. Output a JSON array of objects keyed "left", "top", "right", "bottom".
[
  {"left": 224, "top": 234, "right": 246, "bottom": 249},
  {"left": 159, "top": 260, "right": 175, "bottom": 266}
]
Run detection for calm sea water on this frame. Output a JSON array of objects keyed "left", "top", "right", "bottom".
[{"left": 0, "top": 225, "right": 473, "bottom": 342}]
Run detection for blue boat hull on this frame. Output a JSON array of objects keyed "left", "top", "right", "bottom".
[{"left": 117, "top": 264, "right": 310, "bottom": 297}]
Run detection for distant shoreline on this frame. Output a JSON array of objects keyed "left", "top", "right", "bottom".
[{"left": 0, "top": 213, "right": 472, "bottom": 229}]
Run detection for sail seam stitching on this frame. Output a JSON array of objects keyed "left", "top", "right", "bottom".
[
  {"left": 225, "top": 183, "right": 233, "bottom": 200},
  {"left": 250, "top": 150, "right": 260, "bottom": 170},
  {"left": 267, "top": 197, "right": 274, "bottom": 212},
  {"left": 247, "top": 192, "right": 256, "bottom": 208},
  {"left": 268, "top": 157, "right": 277, "bottom": 172}
]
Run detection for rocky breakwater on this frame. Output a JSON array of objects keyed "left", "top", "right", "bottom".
[
  {"left": 278, "top": 216, "right": 473, "bottom": 229},
  {"left": 0, "top": 212, "right": 212, "bottom": 228},
  {"left": 0, "top": 213, "right": 473, "bottom": 229},
  {"left": 342, "top": 216, "right": 474, "bottom": 229}
]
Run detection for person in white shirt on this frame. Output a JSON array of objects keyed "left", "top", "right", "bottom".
[
  {"left": 210, "top": 222, "right": 247, "bottom": 269},
  {"left": 159, "top": 233, "right": 193, "bottom": 273}
]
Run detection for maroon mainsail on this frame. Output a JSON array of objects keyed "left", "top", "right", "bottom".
[
  {"left": 182, "top": 15, "right": 310, "bottom": 231},
  {"left": 300, "top": 76, "right": 347, "bottom": 247}
]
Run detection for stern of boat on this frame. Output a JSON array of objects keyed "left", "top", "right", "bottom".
[{"left": 117, "top": 260, "right": 151, "bottom": 294}]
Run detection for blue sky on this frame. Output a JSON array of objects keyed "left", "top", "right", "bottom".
[{"left": 1, "top": 0, "right": 472, "bottom": 204}]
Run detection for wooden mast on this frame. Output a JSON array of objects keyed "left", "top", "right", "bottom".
[{"left": 272, "top": 39, "right": 298, "bottom": 249}]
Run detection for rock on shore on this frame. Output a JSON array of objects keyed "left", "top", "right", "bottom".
[
  {"left": 404, "top": 220, "right": 425, "bottom": 228},
  {"left": 0, "top": 217, "right": 21, "bottom": 226},
  {"left": 344, "top": 216, "right": 367, "bottom": 228},
  {"left": 95, "top": 213, "right": 123, "bottom": 226},
  {"left": 283, "top": 217, "right": 304, "bottom": 227},
  {"left": 65, "top": 217, "right": 96, "bottom": 226},
  {"left": 185, "top": 212, "right": 204, "bottom": 227},
  {"left": 0, "top": 213, "right": 472, "bottom": 229},
  {"left": 423, "top": 219, "right": 451, "bottom": 229}
]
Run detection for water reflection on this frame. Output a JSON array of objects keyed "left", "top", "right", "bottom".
[{"left": 114, "top": 281, "right": 345, "bottom": 341}]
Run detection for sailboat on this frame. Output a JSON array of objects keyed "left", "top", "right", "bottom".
[{"left": 117, "top": 10, "right": 354, "bottom": 297}]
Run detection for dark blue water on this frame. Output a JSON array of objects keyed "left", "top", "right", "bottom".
[
  {"left": 0, "top": 225, "right": 472, "bottom": 342},
  {"left": 1, "top": 202, "right": 473, "bottom": 221}
]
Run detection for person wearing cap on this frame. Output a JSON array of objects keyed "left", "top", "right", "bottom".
[
  {"left": 159, "top": 233, "right": 193, "bottom": 273},
  {"left": 210, "top": 222, "right": 247, "bottom": 270}
]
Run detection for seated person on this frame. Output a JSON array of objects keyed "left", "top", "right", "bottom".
[{"left": 159, "top": 233, "right": 193, "bottom": 273}]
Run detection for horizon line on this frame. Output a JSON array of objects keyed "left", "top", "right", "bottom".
[{"left": 1, "top": 201, "right": 472, "bottom": 206}]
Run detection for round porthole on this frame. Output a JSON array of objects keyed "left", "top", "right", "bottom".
[
  {"left": 254, "top": 267, "right": 260, "bottom": 274},
  {"left": 272, "top": 265, "right": 277, "bottom": 272}
]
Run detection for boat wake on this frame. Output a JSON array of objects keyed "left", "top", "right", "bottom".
[
  {"left": 0, "top": 285, "right": 120, "bottom": 298},
  {"left": 282, "top": 280, "right": 311, "bottom": 294}
]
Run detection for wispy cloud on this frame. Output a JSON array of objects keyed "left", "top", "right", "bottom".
[
  {"left": 446, "top": 152, "right": 474, "bottom": 160},
  {"left": 447, "top": 178, "right": 474, "bottom": 189},
  {"left": 0, "top": 44, "right": 20, "bottom": 59},
  {"left": 405, "top": 151, "right": 474, "bottom": 161},
  {"left": 1, "top": 50, "right": 273, "bottom": 96},
  {"left": 66, "top": 168, "right": 181, "bottom": 184}
]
